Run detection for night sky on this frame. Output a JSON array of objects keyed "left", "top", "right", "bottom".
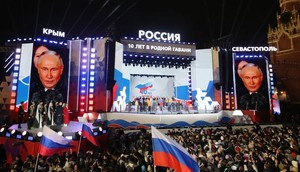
[{"left": 0, "top": 0, "right": 280, "bottom": 48}]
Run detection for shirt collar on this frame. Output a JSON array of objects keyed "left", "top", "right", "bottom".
[{"left": 44, "top": 88, "right": 55, "bottom": 92}]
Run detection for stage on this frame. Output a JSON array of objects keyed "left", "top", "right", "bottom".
[
  {"left": 100, "top": 110, "right": 254, "bottom": 129},
  {"left": 5, "top": 109, "right": 258, "bottom": 138},
  {"left": 0, "top": 109, "right": 261, "bottom": 163}
]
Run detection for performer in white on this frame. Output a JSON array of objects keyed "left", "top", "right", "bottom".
[
  {"left": 34, "top": 102, "right": 44, "bottom": 128},
  {"left": 48, "top": 101, "right": 54, "bottom": 125}
]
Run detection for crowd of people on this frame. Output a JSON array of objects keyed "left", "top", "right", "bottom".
[
  {"left": 125, "top": 96, "right": 217, "bottom": 114},
  {"left": 127, "top": 96, "right": 190, "bottom": 113},
  {"left": 0, "top": 123, "right": 299, "bottom": 171}
]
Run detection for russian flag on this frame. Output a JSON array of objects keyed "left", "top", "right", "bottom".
[
  {"left": 81, "top": 123, "right": 99, "bottom": 146},
  {"left": 39, "top": 126, "right": 72, "bottom": 156},
  {"left": 151, "top": 126, "right": 200, "bottom": 172}
]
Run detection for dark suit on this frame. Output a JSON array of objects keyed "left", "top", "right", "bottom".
[
  {"left": 31, "top": 89, "right": 63, "bottom": 127},
  {"left": 55, "top": 103, "right": 64, "bottom": 126},
  {"left": 30, "top": 80, "right": 64, "bottom": 124},
  {"left": 30, "top": 78, "right": 66, "bottom": 105},
  {"left": 238, "top": 87, "right": 269, "bottom": 110},
  {"left": 31, "top": 89, "right": 64, "bottom": 105},
  {"left": 18, "top": 104, "right": 25, "bottom": 128},
  {"left": 27, "top": 103, "right": 36, "bottom": 130}
]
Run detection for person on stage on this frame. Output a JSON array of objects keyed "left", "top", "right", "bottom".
[
  {"left": 63, "top": 103, "right": 69, "bottom": 126},
  {"left": 34, "top": 102, "right": 44, "bottom": 128},
  {"left": 48, "top": 101, "right": 54, "bottom": 125},
  {"left": 27, "top": 102, "right": 36, "bottom": 130},
  {"left": 55, "top": 102, "right": 64, "bottom": 126},
  {"left": 18, "top": 101, "right": 25, "bottom": 129}
]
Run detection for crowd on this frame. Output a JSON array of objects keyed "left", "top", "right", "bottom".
[
  {"left": 126, "top": 95, "right": 220, "bottom": 114},
  {"left": 127, "top": 96, "right": 190, "bottom": 113},
  {"left": 1, "top": 124, "right": 300, "bottom": 171}
]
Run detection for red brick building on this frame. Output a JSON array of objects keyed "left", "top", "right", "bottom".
[{"left": 268, "top": 0, "right": 300, "bottom": 104}]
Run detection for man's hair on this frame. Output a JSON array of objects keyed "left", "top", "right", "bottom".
[
  {"left": 241, "top": 63, "right": 263, "bottom": 76},
  {"left": 37, "top": 50, "right": 64, "bottom": 67}
]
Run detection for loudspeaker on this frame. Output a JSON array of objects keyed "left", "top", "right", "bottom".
[{"left": 92, "top": 119, "right": 103, "bottom": 127}]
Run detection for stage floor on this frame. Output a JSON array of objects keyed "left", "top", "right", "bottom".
[
  {"left": 7, "top": 110, "right": 254, "bottom": 134},
  {"left": 100, "top": 110, "right": 252, "bottom": 129}
]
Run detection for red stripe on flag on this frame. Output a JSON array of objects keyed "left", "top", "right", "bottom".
[
  {"left": 153, "top": 152, "right": 194, "bottom": 172},
  {"left": 39, "top": 144, "right": 69, "bottom": 157}
]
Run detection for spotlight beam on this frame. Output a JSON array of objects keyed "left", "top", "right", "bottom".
[
  {"left": 78, "top": 0, "right": 111, "bottom": 36},
  {"left": 89, "top": 1, "right": 137, "bottom": 37},
  {"left": 89, "top": 3, "right": 123, "bottom": 36},
  {"left": 66, "top": 1, "right": 94, "bottom": 37},
  {"left": 58, "top": 0, "right": 73, "bottom": 30},
  {"left": 34, "top": 0, "right": 41, "bottom": 38}
]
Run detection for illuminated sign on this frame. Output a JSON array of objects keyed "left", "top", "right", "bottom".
[
  {"left": 138, "top": 30, "right": 181, "bottom": 42},
  {"left": 121, "top": 39, "right": 196, "bottom": 57},
  {"left": 135, "top": 82, "right": 154, "bottom": 94},
  {"left": 232, "top": 46, "right": 277, "bottom": 52},
  {"left": 43, "top": 28, "right": 65, "bottom": 38}
]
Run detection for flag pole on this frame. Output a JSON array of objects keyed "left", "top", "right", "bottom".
[
  {"left": 34, "top": 153, "right": 40, "bottom": 172},
  {"left": 77, "top": 134, "right": 82, "bottom": 156},
  {"left": 34, "top": 127, "right": 43, "bottom": 172}
]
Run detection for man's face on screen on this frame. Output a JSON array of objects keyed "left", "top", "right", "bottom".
[{"left": 37, "top": 52, "right": 63, "bottom": 89}]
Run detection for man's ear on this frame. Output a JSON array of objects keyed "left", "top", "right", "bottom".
[
  {"left": 37, "top": 67, "right": 41, "bottom": 74},
  {"left": 60, "top": 66, "right": 64, "bottom": 75}
]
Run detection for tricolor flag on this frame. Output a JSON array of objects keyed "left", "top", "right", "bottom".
[
  {"left": 39, "top": 126, "right": 72, "bottom": 156},
  {"left": 151, "top": 126, "right": 200, "bottom": 172},
  {"left": 81, "top": 123, "right": 99, "bottom": 146}
]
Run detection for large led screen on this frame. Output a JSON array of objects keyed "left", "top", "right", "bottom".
[
  {"left": 29, "top": 43, "right": 69, "bottom": 107},
  {"left": 233, "top": 55, "right": 270, "bottom": 110}
]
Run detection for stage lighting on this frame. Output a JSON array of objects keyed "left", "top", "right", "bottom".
[
  {"left": 65, "top": 136, "right": 72, "bottom": 140},
  {"left": 10, "top": 129, "right": 22, "bottom": 139},
  {"left": 21, "top": 131, "right": 28, "bottom": 139},
  {"left": 21, "top": 131, "right": 34, "bottom": 141},
  {"left": 22, "top": 131, "right": 27, "bottom": 136},
  {"left": 27, "top": 135, "right": 34, "bottom": 141},
  {"left": 37, "top": 131, "right": 43, "bottom": 137},
  {"left": 93, "top": 131, "right": 98, "bottom": 136},
  {"left": 74, "top": 131, "right": 82, "bottom": 140},
  {"left": 35, "top": 131, "right": 43, "bottom": 141},
  {"left": 16, "top": 134, "right": 22, "bottom": 139},
  {"left": 11, "top": 129, "right": 16, "bottom": 135},
  {"left": 5, "top": 132, "right": 11, "bottom": 137},
  {"left": 0, "top": 127, "right": 7, "bottom": 136}
]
